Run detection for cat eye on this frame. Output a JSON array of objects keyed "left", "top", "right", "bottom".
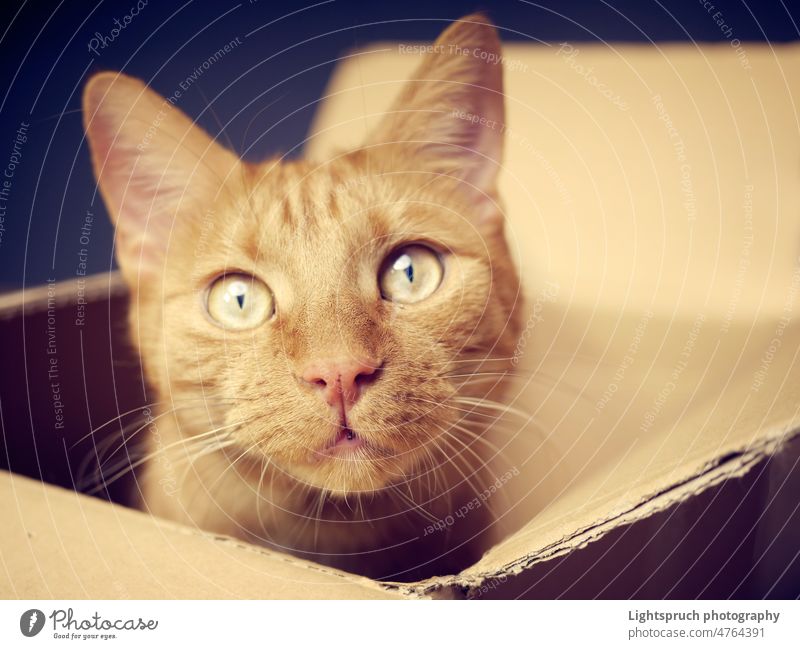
[
  {"left": 379, "top": 245, "right": 443, "bottom": 303},
  {"left": 206, "top": 273, "right": 274, "bottom": 329}
]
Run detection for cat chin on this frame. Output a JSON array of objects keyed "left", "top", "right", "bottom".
[{"left": 281, "top": 451, "right": 410, "bottom": 497}]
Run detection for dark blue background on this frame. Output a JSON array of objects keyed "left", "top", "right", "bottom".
[{"left": 0, "top": 0, "right": 798, "bottom": 290}]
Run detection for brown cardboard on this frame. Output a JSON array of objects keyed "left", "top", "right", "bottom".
[
  {"left": 0, "top": 471, "right": 399, "bottom": 599},
  {"left": 3, "top": 42, "right": 800, "bottom": 599}
]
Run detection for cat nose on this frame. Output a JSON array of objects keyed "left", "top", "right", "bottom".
[{"left": 300, "top": 358, "right": 382, "bottom": 409}]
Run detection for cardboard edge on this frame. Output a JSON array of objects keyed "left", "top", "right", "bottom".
[
  {"left": 384, "top": 419, "right": 800, "bottom": 598},
  {"left": 0, "top": 272, "right": 127, "bottom": 320},
  {"left": 154, "top": 516, "right": 404, "bottom": 596},
  {"left": 1, "top": 471, "right": 403, "bottom": 599}
]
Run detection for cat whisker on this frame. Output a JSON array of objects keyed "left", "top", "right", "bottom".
[
  {"left": 387, "top": 483, "right": 440, "bottom": 525},
  {"left": 446, "top": 371, "right": 515, "bottom": 380},
  {"left": 93, "top": 427, "right": 236, "bottom": 495},
  {"left": 428, "top": 356, "right": 518, "bottom": 365},
  {"left": 71, "top": 398, "right": 246, "bottom": 449},
  {"left": 445, "top": 420, "right": 516, "bottom": 469},
  {"left": 86, "top": 419, "right": 247, "bottom": 496},
  {"left": 427, "top": 433, "right": 490, "bottom": 512},
  {"left": 414, "top": 393, "right": 535, "bottom": 430},
  {"left": 78, "top": 405, "right": 233, "bottom": 490},
  {"left": 415, "top": 442, "right": 443, "bottom": 498},
  {"left": 435, "top": 427, "right": 503, "bottom": 518},
  {"left": 449, "top": 395, "right": 532, "bottom": 422},
  {"left": 292, "top": 483, "right": 331, "bottom": 545},
  {"left": 450, "top": 367, "right": 596, "bottom": 405},
  {"left": 79, "top": 409, "right": 195, "bottom": 489},
  {"left": 74, "top": 398, "right": 255, "bottom": 492},
  {"left": 99, "top": 407, "right": 220, "bottom": 469},
  {"left": 312, "top": 487, "right": 328, "bottom": 549},
  {"left": 411, "top": 395, "right": 509, "bottom": 423},
  {"left": 71, "top": 402, "right": 166, "bottom": 449},
  {"left": 175, "top": 435, "right": 244, "bottom": 502},
  {"left": 201, "top": 435, "right": 268, "bottom": 496}
]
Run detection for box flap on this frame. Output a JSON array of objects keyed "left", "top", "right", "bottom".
[{"left": 0, "top": 471, "right": 400, "bottom": 599}]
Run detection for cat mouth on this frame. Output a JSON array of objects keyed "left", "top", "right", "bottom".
[
  {"left": 293, "top": 424, "right": 410, "bottom": 493},
  {"left": 317, "top": 426, "right": 364, "bottom": 457},
  {"left": 306, "top": 425, "right": 397, "bottom": 464}
]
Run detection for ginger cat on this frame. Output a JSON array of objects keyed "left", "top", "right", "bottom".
[{"left": 83, "top": 14, "right": 522, "bottom": 581}]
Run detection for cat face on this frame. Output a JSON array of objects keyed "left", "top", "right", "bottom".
[{"left": 84, "top": 14, "right": 522, "bottom": 496}]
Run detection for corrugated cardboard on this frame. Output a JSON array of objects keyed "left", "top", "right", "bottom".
[
  {"left": 2, "top": 42, "right": 800, "bottom": 598},
  {"left": 0, "top": 471, "right": 398, "bottom": 599}
]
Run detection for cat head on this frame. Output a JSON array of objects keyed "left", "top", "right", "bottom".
[{"left": 83, "top": 14, "right": 522, "bottom": 496}]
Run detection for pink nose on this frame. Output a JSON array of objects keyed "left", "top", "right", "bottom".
[{"left": 300, "top": 358, "right": 381, "bottom": 410}]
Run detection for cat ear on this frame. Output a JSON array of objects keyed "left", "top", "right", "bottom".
[
  {"left": 364, "top": 14, "right": 505, "bottom": 221},
  {"left": 83, "top": 72, "right": 239, "bottom": 284}
]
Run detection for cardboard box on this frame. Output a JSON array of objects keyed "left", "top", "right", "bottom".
[{"left": 2, "top": 42, "right": 800, "bottom": 598}]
